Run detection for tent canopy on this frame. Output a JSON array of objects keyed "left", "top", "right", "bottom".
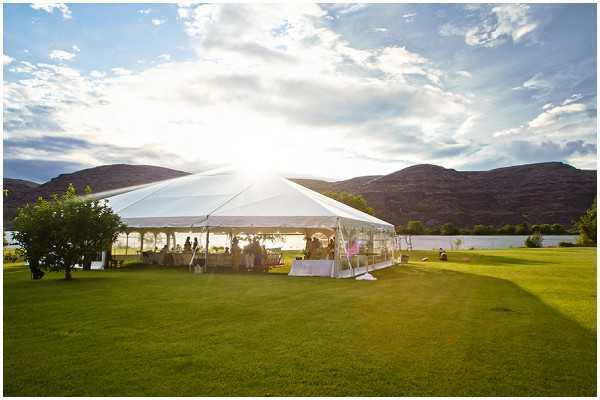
[{"left": 104, "top": 169, "right": 394, "bottom": 231}]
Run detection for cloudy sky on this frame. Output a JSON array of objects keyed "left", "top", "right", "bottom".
[{"left": 3, "top": 2, "right": 597, "bottom": 182}]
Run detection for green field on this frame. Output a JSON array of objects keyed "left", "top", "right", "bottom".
[{"left": 3, "top": 248, "right": 597, "bottom": 396}]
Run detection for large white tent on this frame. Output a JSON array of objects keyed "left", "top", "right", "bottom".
[{"left": 104, "top": 168, "right": 396, "bottom": 278}]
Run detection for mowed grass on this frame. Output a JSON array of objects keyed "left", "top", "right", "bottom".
[{"left": 3, "top": 248, "right": 596, "bottom": 396}]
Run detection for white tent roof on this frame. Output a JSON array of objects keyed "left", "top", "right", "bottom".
[{"left": 104, "top": 169, "right": 394, "bottom": 231}]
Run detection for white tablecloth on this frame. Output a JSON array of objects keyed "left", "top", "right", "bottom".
[{"left": 289, "top": 260, "right": 334, "bottom": 277}]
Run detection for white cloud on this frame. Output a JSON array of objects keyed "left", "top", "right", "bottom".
[
  {"left": 6, "top": 4, "right": 549, "bottom": 178},
  {"left": 49, "top": 49, "right": 76, "bottom": 61},
  {"left": 111, "top": 67, "right": 132, "bottom": 76},
  {"left": 562, "top": 93, "right": 583, "bottom": 105},
  {"left": 30, "top": 2, "right": 72, "bottom": 20},
  {"left": 138, "top": 8, "right": 152, "bottom": 14},
  {"left": 3, "top": 54, "right": 14, "bottom": 65},
  {"left": 158, "top": 54, "right": 171, "bottom": 61},
  {"left": 152, "top": 19, "right": 166, "bottom": 26},
  {"left": 493, "top": 126, "right": 524, "bottom": 138},
  {"left": 337, "top": 4, "right": 368, "bottom": 15},
  {"left": 90, "top": 70, "right": 106, "bottom": 78},
  {"left": 374, "top": 46, "right": 443, "bottom": 85},
  {"left": 528, "top": 102, "right": 587, "bottom": 129},
  {"left": 456, "top": 70, "right": 471, "bottom": 78},
  {"left": 402, "top": 12, "right": 416, "bottom": 22},
  {"left": 443, "top": 4, "right": 539, "bottom": 48},
  {"left": 372, "top": 27, "right": 388, "bottom": 33},
  {"left": 491, "top": 95, "right": 594, "bottom": 144},
  {"left": 512, "top": 73, "right": 552, "bottom": 98},
  {"left": 72, "top": 45, "right": 81, "bottom": 52}
]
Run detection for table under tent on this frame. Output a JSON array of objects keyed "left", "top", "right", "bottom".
[{"left": 101, "top": 169, "right": 397, "bottom": 278}]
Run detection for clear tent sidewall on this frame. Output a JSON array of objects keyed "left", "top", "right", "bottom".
[{"left": 113, "top": 217, "right": 396, "bottom": 278}]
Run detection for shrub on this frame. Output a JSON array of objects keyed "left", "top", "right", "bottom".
[
  {"left": 576, "top": 198, "right": 596, "bottom": 245},
  {"left": 558, "top": 241, "right": 577, "bottom": 247},
  {"left": 406, "top": 220, "right": 426, "bottom": 235},
  {"left": 440, "top": 222, "right": 460, "bottom": 235},
  {"left": 525, "top": 233, "right": 543, "bottom": 248}
]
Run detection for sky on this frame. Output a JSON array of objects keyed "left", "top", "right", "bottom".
[{"left": 3, "top": 2, "right": 598, "bottom": 182}]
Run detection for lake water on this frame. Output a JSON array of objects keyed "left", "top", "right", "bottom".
[
  {"left": 5, "top": 231, "right": 579, "bottom": 251},
  {"left": 398, "top": 235, "right": 579, "bottom": 250}
]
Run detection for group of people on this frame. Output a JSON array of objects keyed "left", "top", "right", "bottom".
[
  {"left": 304, "top": 237, "right": 335, "bottom": 260},
  {"left": 235, "top": 237, "right": 268, "bottom": 271},
  {"left": 183, "top": 237, "right": 199, "bottom": 252}
]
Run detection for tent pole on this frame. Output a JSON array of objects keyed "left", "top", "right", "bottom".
[
  {"left": 204, "top": 227, "right": 210, "bottom": 273},
  {"left": 139, "top": 231, "right": 144, "bottom": 261},
  {"left": 125, "top": 233, "right": 129, "bottom": 256}
]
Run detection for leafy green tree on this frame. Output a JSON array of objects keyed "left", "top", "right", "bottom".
[
  {"left": 514, "top": 223, "right": 530, "bottom": 235},
  {"left": 498, "top": 224, "right": 516, "bottom": 235},
  {"left": 440, "top": 222, "right": 460, "bottom": 235},
  {"left": 525, "top": 232, "right": 543, "bottom": 248},
  {"left": 405, "top": 220, "right": 426, "bottom": 235},
  {"left": 427, "top": 226, "right": 440, "bottom": 235},
  {"left": 13, "top": 184, "right": 125, "bottom": 280},
  {"left": 576, "top": 198, "right": 596, "bottom": 245},
  {"left": 550, "top": 224, "right": 566, "bottom": 235},
  {"left": 472, "top": 224, "right": 496, "bottom": 235},
  {"left": 13, "top": 197, "right": 55, "bottom": 279},
  {"left": 323, "top": 191, "right": 374, "bottom": 215}
]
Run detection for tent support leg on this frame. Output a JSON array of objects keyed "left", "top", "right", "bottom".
[{"left": 204, "top": 227, "right": 210, "bottom": 273}]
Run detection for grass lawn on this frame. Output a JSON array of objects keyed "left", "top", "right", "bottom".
[{"left": 3, "top": 248, "right": 596, "bottom": 396}]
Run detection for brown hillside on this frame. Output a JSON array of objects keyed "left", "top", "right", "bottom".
[
  {"left": 293, "top": 162, "right": 597, "bottom": 228},
  {"left": 3, "top": 164, "right": 189, "bottom": 228}
]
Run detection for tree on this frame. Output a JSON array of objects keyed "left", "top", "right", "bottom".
[
  {"left": 576, "top": 198, "right": 596, "bottom": 245},
  {"left": 550, "top": 223, "right": 566, "bottom": 235},
  {"left": 514, "top": 223, "right": 530, "bottom": 235},
  {"left": 440, "top": 222, "right": 459, "bottom": 235},
  {"left": 405, "top": 220, "right": 426, "bottom": 235},
  {"left": 13, "top": 197, "right": 55, "bottom": 279},
  {"left": 472, "top": 224, "right": 496, "bottom": 235},
  {"left": 13, "top": 184, "right": 125, "bottom": 280},
  {"left": 498, "top": 224, "right": 517, "bottom": 235},
  {"left": 323, "top": 191, "right": 375, "bottom": 215},
  {"left": 525, "top": 232, "right": 543, "bottom": 248}
]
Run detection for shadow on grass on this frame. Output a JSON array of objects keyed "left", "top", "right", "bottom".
[{"left": 363, "top": 264, "right": 597, "bottom": 396}]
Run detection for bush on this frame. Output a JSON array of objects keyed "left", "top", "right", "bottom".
[
  {"left": 576, "top": 199, "right": 596, "bottom": 245},
  {"left": 525, "top": 233, "right": 543, "bottom": 248},
  {"left": 558, "top": 241, "right": 577, "bottom": 247},
  {"left": 440, "top": 222, "right": 459, "bottom": 235}
]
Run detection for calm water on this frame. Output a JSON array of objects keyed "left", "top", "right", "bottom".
[
  {"left": 398, "top": 235, "right": 579, "bottom": 250},
  {"left": 5, "top": 231, "right": 579, "bottom": 251}
]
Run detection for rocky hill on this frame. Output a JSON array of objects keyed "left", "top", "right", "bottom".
[
  {"left": 293, "top": 162, "right": 597, "bottom": 228},
  {"left": 298, "top": 162, "right": 596, "bottom": 227},
  {"left": 4, "top": 162, "right": 596, "bottom": 230},
  {"left": 3, "top": 164, "right": 189, "bottom": 228}
]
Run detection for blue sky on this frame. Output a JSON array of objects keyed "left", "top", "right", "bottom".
[{"left": 3, "top": 2, "right": 597, "bottom": 182}]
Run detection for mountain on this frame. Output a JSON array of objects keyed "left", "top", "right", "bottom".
[
  {"left": 3, "top": 164, "right": 189, "bottom": 228},
  {"left": 4, "top": 162, "right": 596, "bottom": 230},
  {"left": 292, "top": 162, "right": 597, "bottom": 228}
]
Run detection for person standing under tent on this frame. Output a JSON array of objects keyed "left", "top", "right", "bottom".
[
  {"left": 311, "top": 237, "right": 322, "bottom": 259},
  {"left": 243, "top": 242, "right": 254, "bottom": 271},
  {"left": 253, "top": 237, "right": 262, "bottom": 269},
  {"left": 304, "top": 235, "right": 312, "bottom": 260},
  {"left": 231, "top": 236, "right": 241, "bottom": 271},
  {"left": 192, "top": 238, "right": 199, "bottom": 251},
  {"left": 327, "top": 238, "right": 335, "bottom": 260},
  {"left": 184, "top": 237, "right": 192, "bottom": 252}
]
